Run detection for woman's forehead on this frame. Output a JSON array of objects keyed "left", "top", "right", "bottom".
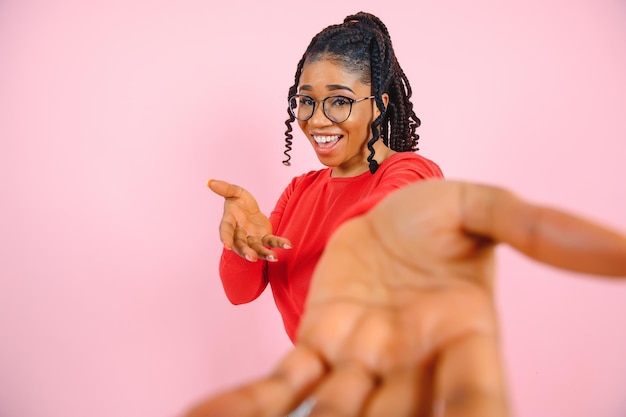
[{"left": 299, "top": 60, "right": 369, "bottom": 92}]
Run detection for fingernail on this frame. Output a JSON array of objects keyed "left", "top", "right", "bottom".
[
  {"left": 245, "top": 255, "right": 256, "bottom": 262},
  {"left": 283, "top": 243, "right": 292, "bottom": 249},
  {"left": 266, "top": 255, "right": 277, "bottom": 262}
]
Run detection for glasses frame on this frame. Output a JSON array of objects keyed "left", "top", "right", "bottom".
[{"left": 288, "top": 94, "right": 375, "bottom": 124}]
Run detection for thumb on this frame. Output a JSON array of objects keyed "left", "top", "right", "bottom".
[{"left": 207, "top": 179, "right": 242, "bottom": 199}]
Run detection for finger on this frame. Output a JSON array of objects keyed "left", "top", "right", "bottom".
[
  {"left": 303, "top": 363, "right": 376, "bottom": 417},
  {"left": 185, "top": 347, "right": 326, "bottom": 417},
  {"left": 433, "top": 332, "right": 509, "bottom": 417},
  {"left": 460, "top": 183, "right": 626, "bottom": 276},
  {"left": 207, "top": 179, "right": 244, "bottom": 199},
  {"left": 262, "top": 234, "right": 293, "bottom": 249},
  {"left": 364, "top": 367, "right": 431, "bottom": 417},
  {"left": 247, "top": 236, "right": 278, "bottom": 262},
  {"left": 232, "top": 225, "right": 258, "bottom": 261},
  {"left": 218, "top": 212, "right": 237, "bottom": 249}
]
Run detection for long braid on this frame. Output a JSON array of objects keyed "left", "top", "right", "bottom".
[
  {"left": 283, "top": 12, "right": 421, "bottom": 172},
  {"left": 366, "top": 32, "right": 387, "bottom": 173},
  {"left": 282, "top": 59, "right": 305, "bottom": 166}
]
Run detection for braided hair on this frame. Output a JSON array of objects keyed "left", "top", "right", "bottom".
[{"left": 282, "top": 11, "right": 420, "bottom": 174}]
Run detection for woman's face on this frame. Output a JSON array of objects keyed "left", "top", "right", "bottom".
[{"left": 296, "top": 59, "right": 385, "bottom": 177}]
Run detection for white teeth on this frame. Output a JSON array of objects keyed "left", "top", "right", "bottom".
[{"left": 313, "top": 135, "right": 340, "bottom": 143}]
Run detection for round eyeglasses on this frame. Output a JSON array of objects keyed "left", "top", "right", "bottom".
[{"left": 288, "top": 94, "right": 375, "bottom": 124}]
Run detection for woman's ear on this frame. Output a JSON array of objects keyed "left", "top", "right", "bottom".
[
  {"left": 374, "top": 93, "right": 390, "bottom": 117},
  {"left": 382, "top": 92, "right": 389, "bottom": 109}
]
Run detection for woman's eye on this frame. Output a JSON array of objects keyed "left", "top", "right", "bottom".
[
  {"left": 330, "top": 97, "right": 350, "bottom": 107},
  {"left": 299, "top": 97, "right": 315, "bottom": 106}
]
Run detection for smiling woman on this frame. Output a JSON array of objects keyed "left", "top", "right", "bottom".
[
  {"left": 208, "top": 11, "right": 444, "bottom": 344},
  {"left": 1, "top": 1, "right": 625, "bottom": 417},
  {"left": 291, "top": 60, "right": 389, "bottom": 177}
]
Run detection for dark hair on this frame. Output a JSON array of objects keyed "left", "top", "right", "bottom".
[{"left": 282, "top": 11, "right": 421, "bottom": 174}]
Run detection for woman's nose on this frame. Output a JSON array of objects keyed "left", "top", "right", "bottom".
[{"left": 307, "top": 103, "right": 333, "bottom": 126}]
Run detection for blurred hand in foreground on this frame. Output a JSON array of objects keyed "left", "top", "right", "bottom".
[{"left": 189, "top": 179, "right": 626, "bottom": 417}]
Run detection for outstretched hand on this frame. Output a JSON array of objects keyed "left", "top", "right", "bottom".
[
  {"left": 190, "top": 179, "right": 626, "bottom": 417},
  {"left": 208, "top": 179, "right": 292, "bottom": 262}
]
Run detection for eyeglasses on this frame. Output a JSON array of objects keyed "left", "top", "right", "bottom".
[{"left": 288, "top": 94, "right": 375, "bottom": 124}]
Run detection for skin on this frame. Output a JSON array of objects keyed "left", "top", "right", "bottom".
[
  {"left": 190, "top": 179, "right": 626, "bottom": 417},
  {"left": 207, "top": 179, "right": 290, "bottom": 262},
  {"left": 297, "top": 59, "right": 391, "bottom": 178}
]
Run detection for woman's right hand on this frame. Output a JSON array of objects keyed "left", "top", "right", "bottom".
[
  {"left": 189, "top": 179, "right": 626, "bottom": 417},
  {"left": 208, "top": 179, "right": 292, "bottom": 262}
]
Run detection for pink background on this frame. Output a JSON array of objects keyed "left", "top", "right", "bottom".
[{"left": 1, "top": 1, "right": 625, "bottom": 416}]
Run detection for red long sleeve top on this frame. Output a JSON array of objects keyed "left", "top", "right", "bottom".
[{"left": 218, "top": 152, "right": 444, "bottom": 342}]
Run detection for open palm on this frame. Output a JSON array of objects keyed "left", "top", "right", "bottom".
[
  {"left": 189, "top": 179, "right": 626, "bottom": 417},
  {"left": 209, "top": 179, "right": 291, "bottom": 261}
]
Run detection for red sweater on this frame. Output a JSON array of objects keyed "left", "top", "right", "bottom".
[{"left": 219, "top": 152, "right": 444, "bottom": 342}]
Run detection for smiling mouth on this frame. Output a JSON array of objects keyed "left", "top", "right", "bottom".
[{"left": 313, "top": 134, "right": 342, "bottom": 148}]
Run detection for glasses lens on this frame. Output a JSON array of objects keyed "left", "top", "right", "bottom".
[
  {"left": 323, "top": 96, "right": 353, "bottom": 123},
  {"left": 288, "top": 95, "right": 315, "bottom": 121}
]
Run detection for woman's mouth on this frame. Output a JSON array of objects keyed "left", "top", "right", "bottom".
[{"left": 312, "top": 134, "right": 342, "bottom": 149}]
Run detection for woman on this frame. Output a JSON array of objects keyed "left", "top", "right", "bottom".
[{"left": 209, "top": 12, "right": 444, "bottom": 343}]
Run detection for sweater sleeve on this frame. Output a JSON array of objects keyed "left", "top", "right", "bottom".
[{"left": 219, "top": 248, "right": 268, "bottom": 305}]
